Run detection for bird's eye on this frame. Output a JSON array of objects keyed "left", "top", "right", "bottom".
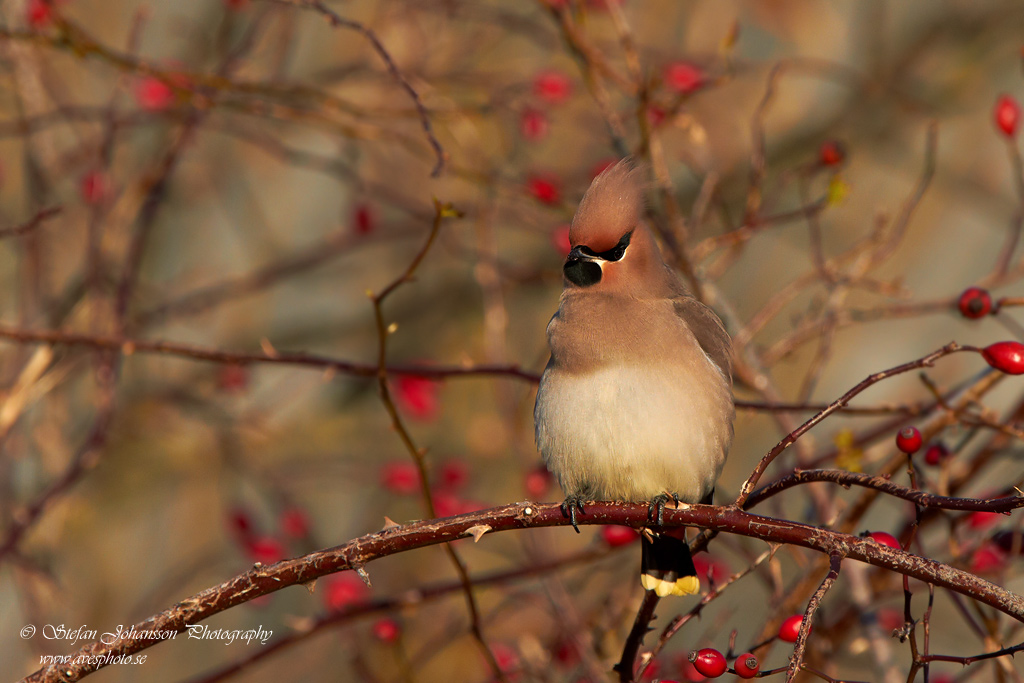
[
  {"left": 598, "top": 230, "right": 632, "bottom": 262},
  {"left": 605, "top": 244, "right": 626, "bottom": 262}
]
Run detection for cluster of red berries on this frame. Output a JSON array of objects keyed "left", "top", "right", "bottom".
[
  {"left": 380, "top": 458, "right": 483, "bottom": 517},
  {"left": 681, "top": 615, "right": 807, "bottom": 679},
  {"left": 227, "top": 505, "right": 311, "bottom": 566},
  {"left": 688, "top": 649, "right": 759, "bottom": 679},
  {"left": 896, "top": 427, "right": 958, "bottom": 466},
  {"left": 521, "top": 70, "right": 574, "bottom": 143},
  {"left": 956, "top": 289, "right": 1024, "bottom": 374}
]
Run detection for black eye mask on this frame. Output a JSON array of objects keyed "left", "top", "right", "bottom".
[{"left": 577, "top": 229, "right": 632, "bottom": 262}]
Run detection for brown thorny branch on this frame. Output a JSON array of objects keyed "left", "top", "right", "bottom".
[
  {"left": 18, "top": 495, "right": 1024, "bottom": 683},
  {"left": 17, "top": 344, "right": 1024, "bottom": 683}
]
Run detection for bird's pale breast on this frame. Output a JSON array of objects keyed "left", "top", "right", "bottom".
[{"left": 535, "top": 296, "right": 733, "bottom": 503}]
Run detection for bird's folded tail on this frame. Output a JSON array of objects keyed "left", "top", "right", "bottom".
[{"left": 640, "top": 533, "right": 699, "bottom": 597}]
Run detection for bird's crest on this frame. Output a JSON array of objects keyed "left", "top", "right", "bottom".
[{"left": 569, "top": 159, "right": 646, "bottom": 253}]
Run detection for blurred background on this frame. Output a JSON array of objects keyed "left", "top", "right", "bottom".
[{"left": 3, "top": 0, "right": 1024, "bottom": 681}]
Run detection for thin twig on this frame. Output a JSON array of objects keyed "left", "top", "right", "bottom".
[
  {"left": 787, "top": 553, "right": 843, "bottom": 681},
  {"left": 0, "top": 206, "right": 61, "bottom": 240},
  {"left": 746, "top": 469, "right": 1024, "bottom": 514},
  {"left": 735, "top": 342, "right": 972, "bottom": 507},
  {"left": 367, "top": 200, "right": 507, "bottom": 683},
  {"left": 274, "top": 0, "right": 445, "bottom": 176}
]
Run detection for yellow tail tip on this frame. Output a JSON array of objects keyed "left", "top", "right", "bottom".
[
  {"left": 640, "top": 573, "right": 700, "bottom": 597},
  {"left": 672, "top": 575, "right": 700, "bottom": 596}
]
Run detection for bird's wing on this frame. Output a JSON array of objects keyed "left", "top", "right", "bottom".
[{"left": 672, "top": 296, "right": 733, "bottom": 382}]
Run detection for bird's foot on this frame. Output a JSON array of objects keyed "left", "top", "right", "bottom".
[
  {"left": 560, "top": 496, "right": 586, "bottom": 533},
  {"left": 648, "top": 492, "right": 681, "bottom": 527}
]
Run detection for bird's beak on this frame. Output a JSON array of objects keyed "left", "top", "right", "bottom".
[{"left": 567, "top": 246, "right": 599, "bottom": 263}]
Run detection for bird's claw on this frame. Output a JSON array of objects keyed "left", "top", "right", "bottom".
[
  {"left": 561, "top": 496, "right": 586, "bottom": 533},
  {"left": 648, "top": 492, "right": 680, "bottom": 527}
]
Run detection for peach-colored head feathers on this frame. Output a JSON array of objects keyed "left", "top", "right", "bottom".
[{"left": 569, "top": 159, "right": 646, "bottom": 252}]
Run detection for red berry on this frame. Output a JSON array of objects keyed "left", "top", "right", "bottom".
[
  {"left": 381, "top": 461, "right": 421, "bottom": 495},
  {"left": 520, "top": 107, "right": 549, "bottom": 141},
  {"left": 896, "top": 426, "right": 922, "bottom": 454},
  {"left": 876, "top": 607, "right": 903, "bottom": 632},
  {"left": 438, "top": 460, "right": 469, "bottom": 490},
  {"left": 135, "top": 77, "right": 175, "bottom": 111},
  {"left": 323, "top": 573, "right": 367, "bottom": 610},
  {"left": 217, "top": 364, "right": 249, "bottom": 393},
  {"left": 971, "top": 543, "right": 1008, "bottom": 574},
  {"left": 80, "top": 170, "right": 109, "bottom": 205},
  {"left": 677, "top": 656, "right": 707, "bottom": 682},
  {"left": 733, "top": 653, "right": 759, "bottom": 679},
  {"left": 27, "top": 0, "right": 52, "bottom": 29},
  {"left": 554, "top": 640, "right": 579, "bottom": 666},
  {"left": 246, "top": 536, "right": 285, "bottom": 564},
  {"left": 958, "top": 286, "right": 992, "bottom": 318},
  {"left": 533, "top": 70, "right": 573, "bottom": 104},
  {"left": 353, "top": 204, "right": 374, "bottom": 235},
  {"left": 689, "top": 648, "right": 726, "bottom": 678},
  {"left": 589, "top": 158, "right": 617, "bottom": 180},
  {"left": 868, "top": 531, "right": 901, "bottom": 550},
  {"left": 551, "top": 224, "right": 571, "bottom": 256},
  {"left": 967, "top": 511, "right": 1000, "bottom": 530},
  {"left": 491, "top": 643, "right": 519, "bottom": 673},
  {"left": 646, "top": 105, "right": 667, "bottom": 127},
  {"left": 819, "top": 140, "right": 846, "bottom": 166},
  {"left": 693, "top": 555, "right": 730, "bottom": 583},
  {"left": 432, "top": 491, "right": 484, "bottom": 517},
  {"left": 923, "top": 442, "right": 949, "bottom": 466},
  {"left": 526, "top": 174, "right": 561, "bottom": 205},
  {"left": 778, "top": 614, "right": 806, "bottom": 643},
  {"left": 228, "top": 508, "right": 255, "bottom": 539},
  {"left": 524, "top": 465, "right": 553, "bottom": 498},
  {"left": 280, "top": 508, "right": 310, "bottom": 538},
  {"left": 983, "top": 341, "right": 1024, "bottom": 375},
  {"left": 394, "top": 375, "right": 440, "bottom": 420},
  {"left": 372, "top": 618, "right": 401, "bottom": 643},
  {"left": 601, "top": 525, "right": 640, "bottom": 547},
  {"left": 995, "top": 94, "right": 1021, "bottom": 137},
  {"left": 664, "top": 62, "right": 704, "bottom": 94}
]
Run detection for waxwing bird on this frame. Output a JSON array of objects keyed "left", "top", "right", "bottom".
[{"left": 534, "top": 159, "right": 734, "bottom": 597}]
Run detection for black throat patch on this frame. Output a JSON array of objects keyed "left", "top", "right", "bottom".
[{"left": 564, "top": 259, "right": 602, "bottom": 287}]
